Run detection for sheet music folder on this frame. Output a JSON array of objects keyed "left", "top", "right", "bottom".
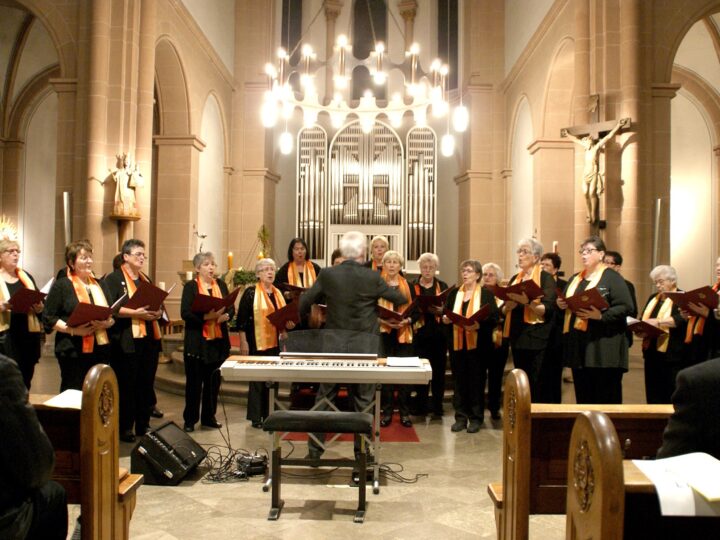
[
  {"left": 489, "top": 280, "right": 544, "bottom": 302},
  {"left": 8, "top": 287, "right": 47, "bottom": 314},
  {"left": 415, "top": 286, "right": 456, "bottom": 312},
  {"left": 190, "top": 287, "right": 241, "bottom": 313},
  {"left": 558, "top": 287, "right": 609, "bottom": 313},
  {"left": 376, "top": 300, "right": 417, "bottom": 322},
  {"left": 124, "top": 281, "right": 174, "bottom": 311},
  {"left": 665, "top": 286, "right": 719, "bottom": 310},
  {"left": 626, "top": 317, "right": 666, "bottom": 338},
  {"left": 266, "top": 301, "right": 300, "bottom": 330},
  {"left": 443, "top": 303, "right": 491, "bottom": 327}
]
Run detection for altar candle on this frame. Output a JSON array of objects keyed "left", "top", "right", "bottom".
[
  {"left": 228, "top": 251, "right": 233, "bottom": 269},
  {"left": 185, "top": 271, "right": 193, "bottom": 281},
  {"left": 552, "top": 241, "right": 558, "bottom": 253}
]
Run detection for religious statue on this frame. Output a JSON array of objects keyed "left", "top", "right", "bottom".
[
  {"left": 561, "top": 117, "right": 630, "bottom": 224},
  {"left": 111, "top": 153, "right": 144, "bottom": 217}
]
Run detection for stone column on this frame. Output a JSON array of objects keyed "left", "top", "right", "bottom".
[
  {"left": 398, "top": 0, "right": 418, "bottom": 49},
  {"left": 134, "top": 0, "right": 157, "bottom": 249},
  {"left": 324, "top": 0, "right": 343, "bottom": 104},
  {"left": 572, "top": 0, "right": 591, "bottom": 245},
  {"left": 0, "top": 141, "right": 24, "bottom": 222}
]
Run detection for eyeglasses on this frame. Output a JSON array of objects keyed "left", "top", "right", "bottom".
[
  {"left": 3, "top": 248, "right": 20, "bottom": 254},
  {"left": 516, "top": 249, "right": 531, "bottom": 256},
  {"left": 130, "top": 252, "right": 146, "bottom": 258},
  {"left": 578, "top": 248, "right": 599, "bottom": 255},
  {"left": 461, "top": 268, "right": 477, "bottom": 274}
]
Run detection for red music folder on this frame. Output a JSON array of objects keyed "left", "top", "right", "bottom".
[
  {"left": 489, "top": 280, "right": 545, "bottom": 302},
  {"left": 8, "top": 287, "right": 47, "bottom": 314},
  {"left": 561, "top": 287, "right": 610, "bottom": 313},
  {"left": 664, "top": 286, "right": 719, "bottom": 311},
  {"left": 415, "top": 286, "right": 456, "bottom": 313},
  {"left": 266, "top": 301, "right": 300, "bottom": 330},
  {"left": 377, "top": 299, "right": 417, "bottom": 322},
  {"left": 124, "top": 281, "right": 174, "bottom": 311},
  {"left": 190, "top": 286, "right": 241, "bottom": 314},
  {"left": 625, "top": 317, "right": 667, "bottom": 339},
  {"left": 66, "top": 303, "right": 113, "bottom": 327},
  {"left": 443, "top": 303, "right": 491, "bottom": 327}
]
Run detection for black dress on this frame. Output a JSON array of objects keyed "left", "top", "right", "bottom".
[{"left": 180, "top": 278, "right": 233, "bottom": 427}]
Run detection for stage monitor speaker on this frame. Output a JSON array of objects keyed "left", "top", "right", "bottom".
[{"left": 131, "top": 421, "right": 207, "bottom": 486}]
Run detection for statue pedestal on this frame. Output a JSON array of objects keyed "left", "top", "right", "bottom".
[{"left": 109, "top": 214, "right": 140, "bottom": 249}]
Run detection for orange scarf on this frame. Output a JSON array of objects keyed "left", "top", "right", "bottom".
[
  {"left": 413, "top": 280, "right": 441, "bottom": 331},
  {"left": 379, "top": 274, "right": 413, "bottom": 343},
  {"left": 502, "top": 263, "right": 544, "bottom": 338},
  {"left": 69, "top": 273, "right": 109, "bottom": 353},
  {"left": 121, "top": 266, "right": 162, "bottom": 340},
  {"left": 371, "top": 260, "right": 382, "bottom": 272},
  {"left": 0, "top": 268, "right": 42, "bottom": 333},
  {"left": 197, "top": 277, "right": 223, "bottom": 340},
  {"left": 641, "top": 293, "right": 673, "bottom": 352},
  {"left": 562, "top": 264, "right": 607, "bottom": 333},
  {"left": 253, "top": 283, "right": 286, "bottom": 351},
  {"left": 493, "top": 296, "right": 504, "bottom": 348},
  {"left": 287, "top": 261, "right": 317, "bottom": 287},
  {"left": 451, "top": 284, "right": 482, "bottom": 351},
  {"left": 685, "top": 281, "right": 720, "bottom": 343}
]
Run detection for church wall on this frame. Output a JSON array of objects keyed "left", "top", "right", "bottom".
[
  {"left": 178, "top": 0, "right": 235, "bottom": 72},
  {"left": 504, "top": 0, "right": 555, "bottom": 77}
]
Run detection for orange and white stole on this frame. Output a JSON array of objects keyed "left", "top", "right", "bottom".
[
  {"left": 287, "top": 261, "right": 317, "bottom": 287},
  {"left": 121, "top": 266, "right": 162, "bottom": 340},
  {"left": 493, "top": 296, "right": 504, "bottom": 349},
  {"left": 0, "top": 268, "right": 42, "bottom": 333},
  {"left": 562, "top": 264, "right": 608, "bottom": 333},
  {"left": 413, "top": 280, "right": 441, "bottom": 332},
  {"left": 502, "top": 263, "right": 544, "bottom": 338},
  {"left": 69, "top": 273, "right": 109, "bottom": 353},
  {"left": 641, "top": 293, "right": 673, "bottom": 352},
  {"left": 253, "top": 282, "right": 286, "bottom": 351},
  {"left": 197, "top": 277, "right": 223, "bottom": 340},
  {"left": 451, "top": 284, "right": 482, "bottom": 351},
  {"left": 371, "top": 260, "right": 382, "bottom": 272},
  {"left": 685, "top": 281, "right": 720, "bottom": 343},
  {"left": 378, "top": 274, "right": 413, "bottom": 343}
]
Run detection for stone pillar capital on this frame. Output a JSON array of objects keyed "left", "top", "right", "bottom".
[
  {"left": 49, "top": 78, "right": 78, "bottom": 93},
  {"left": 398, "top": 0, "right": 418, "bottom": 22},
  {"left": 224, "top": 166, "right": 236, "bottom": 175},
  {"left": 713, "top": 145, "right": 720, "bottom": 156},
  {"left": 651, "top": 82, "right": 681, "bottom": 99},
  {"left": 527, "top": 138, "right": 575, "bottom": 155},
  {"left": 325, "top": 0, "right": 343, "bottom": 22},
  {"left": 153, "top": 135, "right": 206, "bottom": 151}
]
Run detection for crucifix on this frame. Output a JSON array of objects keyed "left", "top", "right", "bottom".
[{"left": 561, "top": 110, "right": 631, "bottom": 227}]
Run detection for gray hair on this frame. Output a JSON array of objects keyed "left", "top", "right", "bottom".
[
  {"left": 482, "top": 262, "right": 504, "bottom": 282},
  {"left": 255, "top": 258, "right": 277, "bottom": 274},
  {"left": 417, "top": 252, "right": 439, "bottom": 268},
  {"left": 649, "top": 264, "right": 677, "bottom": 284},
  {"left": 460, "top": 259, "right": 483, "bottom": 281},
  {"left": 192, "top": 251, "right": 214, "bottom": 269},
  {"left": 339, "top": 231, "right": 366, "bottom": 259},
  {"left": 382, "top": 250, "right": 403, "bottom": 266},
  {"left": 518, "top": 237, "right": 543, "bottom": 258}
]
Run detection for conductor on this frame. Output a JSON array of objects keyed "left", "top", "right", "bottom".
[{"left": 299, "top": 231, "right": 408, "bottom": 459}]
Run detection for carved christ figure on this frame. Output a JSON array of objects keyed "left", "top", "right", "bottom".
[{"left": 562, "top": 117, "right": 629, "bottom": 224}]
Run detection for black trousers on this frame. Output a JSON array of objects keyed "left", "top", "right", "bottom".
[
  {"left": 246, "top": 347, "right": 278, "bottom": 423},
  {"left": 572, "top": 367, "right": 624, "bottom": 404},
  {"left": 111, "top": 336, "right": 159, "bottom": 435},
  {"left": 451, "top": 346, "right": 488, "bottom": 423},
  {"left": 643, "top": 351, "right": 681, "bottom": 404},
  {"left": 26, "top": 481, "right": 68, "bottom": 540},
  {"left": 380, "top": 333, "right": 414, "bottom": 417},
  {"left": 183, "top": 354, "right": 222, "bottom": 425},
  {"left": 57, "top": 345, "right": 110, "bottom": 392},
  {"left": 413, "top": 329, "right": 448, "bottom": 415},
  {"left": 537, "top": 339, "right": 563, "bottom": 403},
  {"left": 487, "top": 342, "right": 509, "bottom": 412},
  {"left": 512, "top": 347, "right": 545, "bottom": 400}
]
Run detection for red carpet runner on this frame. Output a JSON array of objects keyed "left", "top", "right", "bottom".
[{"left": 281, "top": 412, "right": 420, "bottom": 443}]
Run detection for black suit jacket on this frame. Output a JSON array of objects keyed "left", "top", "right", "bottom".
[
  {"left": 657, "top": 357, "right": 720, "bottom": 459},
  {"left": 299, "top": 260, "right": 406, "bottom": 335},
  {"left": 505, "top": 269, "right": 557, "bottom": 349}
]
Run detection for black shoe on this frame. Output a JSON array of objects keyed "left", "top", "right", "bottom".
[
  {"left": 120, "top": 430, "right": 136, "bottom": 443},
  {"left": 136, "top": 427, "right": 151, "bottom": 437},
  {"left": 251, "top": 420, "right": 263, "bottom": 429},
  {"left": 380, "top": 415, "right": 392, "bottom": 427},
  {"left": 451, "top": 419, "right": 467, "bottom": 432},
  {"left": 400, "top": 416, "right": 413, "bottom": 428},
  {"left": 304, "top": 450, "right": 322, "bottom": 467},
  {"left": 490, "top": 410, "right": 502, "bottom": 420},
  {"left": 150, "top": 407, "right": 164, "bottom": 419},
  {"left": 183, "top": 424, "right": 195, "bottom": 432},
  {"left": 201, "top": 419, "right": 222, "bottom": 429},
  {"left": 467, "top": 421, "right": 483, "bottom": 433}
]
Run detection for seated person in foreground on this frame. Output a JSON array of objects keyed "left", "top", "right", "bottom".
[
  {"left": 656, "top": 357, "right": 720, "bottom": 460},
  {"left": 0, "top": 354, "right": 68, "bottom": 539}
]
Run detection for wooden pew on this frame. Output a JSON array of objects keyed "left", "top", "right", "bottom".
[
  {"left": 32, "top": 364, "right": 143, "bottom": 540},
  {"left": 487, "top": 369, "right": 673, "bottom": 540}
]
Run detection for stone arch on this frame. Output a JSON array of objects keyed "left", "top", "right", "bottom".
[
  {"left": 154, "top": 36, "right": 191, "bottom": 135},
  {"left": 507, "top": 96, "right": 535, "bottom": 256},
  {"left": 8, "top": 65, "right": 60, "bottom": 139},
  {"left": 541, "top": 37, "right": 575, "bottom": 138},
  {"left": 201, "top": 89, "right": 230, "bottom": 166}
]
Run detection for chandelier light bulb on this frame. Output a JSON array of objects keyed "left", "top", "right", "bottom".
[
  {"left": 360, "top": 115, "right": 375, "bottom": 134},
  {"left": 453, "top": 104, "right": 469, "bottom": 132},
  {"left": 277, "top": 47, "right": 287, "bottom": 59},
  {"left": 409, "top": 42, "right": 420, "bottom": 55},
  {"left": 375, "top": 42, "right": 385, "bottom": 54},
  {"left": 414, "top": 107, "right": 427, "bottom": 127},
  {"left": 301, "top": 44, "right": 314, "bottom": 58},
  {"left": 337, "top": 34, "right": 348, "bottom": 48},
  {"left": 260, "top": 92, "right": 278, "bottom": 127},
  {"left": 265, "top": 63, "right": 277, "bottom": 78},
  {"left": 334, "top": 75, "right": 348, "bottom": 89},
  {"left": 432, "top": 99, "right": 448, "bottom": 119},
  {"left": 373, "top": 70, "right": 387, "bottom": 85},
  {"left": 441, "top": 133, "right": 455, "bottom": 157},
  {"left": 279, "top": 131, "right": 293, "bottom": 155},
  {"left": 330, "top": 111, "right": 345, "bottom": 128}
]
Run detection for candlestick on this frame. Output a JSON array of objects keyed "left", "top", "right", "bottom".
[
  {"left": 228, "top": 251, "right": 234, "bottom": 269},
  {"left": 185, "top": 271, "right": 193, "bottom": 282}
]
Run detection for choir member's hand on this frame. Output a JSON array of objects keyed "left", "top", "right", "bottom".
[
  {"left": 504, "top": 300, "right": 518, "bottom": 312},
  {"left": 507, "top": 292, "right": 529, "bottom": 305},
  {"left": 131, "top": 306, "right": 157, "bottom": 320},
  {"left": 441, "top": 315, "right": 451, "bottom": 325},
  {"left": 73, "top": 322, "right": 95, "bottom": 336},
  {"left": 0, "top": 301, "right": 10, "bottom": 313},
  {"left": 285, "top": 320, "right": 296, "bottom": 330},
  {"left": 32, "top": 301, "right": 44, "bottom": 314},
  {"left": 216, "top": 312, "right": 230, "bottom": 324},
  {"left": 91, "top": 317, "right": 114, "bottom": 330},
  {"left": 679, "top": 308, "right": 690, "bottom": 320},
  {"left": 467, "top": 322, "right": 480, "bottom": 331},
  {"left": 556, "top": 297, "right": 568, "bottom": 310},
  {"left": 204, "top": 307, "right": 225, "bottom": 320},
  {"left": 687, "top": 301, "right": 709, "bottom": 318},
  {"left": 428, "top": 305, "right": 443, "bottom": 316},
  {"left": 577, "top": 306, "right": 602, "bottom": 321},
  {"left": 238, "top": 334, "right": 250, "bottom": 355},
  {"left": 644, "top": 317, "right": 659, "bottom": 328}
]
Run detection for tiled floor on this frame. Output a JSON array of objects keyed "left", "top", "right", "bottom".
[{"left": 30, "top": 351, "right": 648, "bottom": 539}]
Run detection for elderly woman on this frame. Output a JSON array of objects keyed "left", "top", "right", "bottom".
[
  {"left": 43, "top": 240, "right": 115, "bottom": 391},
  {"left": 502, "top": 238, "right": 557, "bottom": 400},
  {"left": 238, "top": 258, "right": 294, "bottom": 428},
  {"left": 180, "top": 252, "right": 233, "bottom": 432},
  {"left": 274, "top": 237, "right": 321, "bottom": 291},
  {"left": 104, "top": 239, "right": 163, "bottom": 442},
  {"left": 412, "top": 253, "right": 449, "bottom": 418},
  {"left": 557, "top": 236, "right": 634, "bottom": 404},
  {"left": 443, "top": 259, "right": 499, "bottom": 432},
  {"left": 378, "top": 250, "right": 416, "bottom": 427},
  {"left": 683, "top": 256, "right": 720, "bottom": 365},
  {"left": 364, "top": 235, "right": 389, "bottom": 272},
  {"left": 0, "top": 239, "right": 44, "bottom": 389},
  {"left": 482, "top": 262, "right": 509, "bottom": 419},
  {"left": 639, "top": 265, "right": 687, "bottom": 404}
]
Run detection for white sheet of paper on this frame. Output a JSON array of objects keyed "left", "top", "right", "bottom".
[
  {"left": 633, "top": 453, "right": 720, "bottom": 516},
  {"left": 40, "top": 277, "right": 54, "bottom": 294},
  {"left": 43, "top": 389, "right": 82, "bottom": 409},
  {"left": 386, "top": 356, "right": 422, "bottom": 367}
]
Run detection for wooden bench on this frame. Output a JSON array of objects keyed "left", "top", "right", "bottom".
[
  {"left": 488, "top": 369, "right": 673, "bottom": 540},
  {"left": 32, "top": 364, "right": 143, "bottom": 539}
]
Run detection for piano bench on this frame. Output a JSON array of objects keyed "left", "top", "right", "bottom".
[{"left": 262, "top": 410, "right": 373, "bottom": 523}]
